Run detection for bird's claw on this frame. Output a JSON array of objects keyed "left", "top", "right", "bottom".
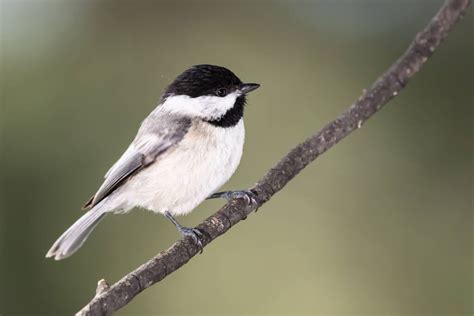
[
  {"left": 178, "top": 226, "right": 204, "bottom": 253},
  {"left": 208, "top": 190, "right": 259, "bottom": 212},
  {"left": 224, "top": 190, "right": 258, "bottom": 210}
]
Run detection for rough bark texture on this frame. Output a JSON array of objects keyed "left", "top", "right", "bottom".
[{"left": 77, "top": 1, "right": 471, "bottom": 314}]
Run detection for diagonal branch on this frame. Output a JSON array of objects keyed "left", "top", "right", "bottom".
[{"left": 77, "top": 0, "right": 471, "bottom": 314}]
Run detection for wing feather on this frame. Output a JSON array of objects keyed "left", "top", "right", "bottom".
[{"left": 83, "top": 113, "right": 192, "bottom": 209}]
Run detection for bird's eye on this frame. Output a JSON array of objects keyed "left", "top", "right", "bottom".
[{"left": 216, "top": 88, "right": 227, "bottom": 97}]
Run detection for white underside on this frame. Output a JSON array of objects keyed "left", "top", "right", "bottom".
[{"left": 104, "top": 119, "right": 245, "bottom": 216}]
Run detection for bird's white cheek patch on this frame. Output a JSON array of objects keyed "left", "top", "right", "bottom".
[{"left": 161, "top": 93, "right": 238, "bottom": 120}]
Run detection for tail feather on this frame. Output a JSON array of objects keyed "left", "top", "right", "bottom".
[{"left": 46, "top": 207, "right": 107, "bottom": 260}]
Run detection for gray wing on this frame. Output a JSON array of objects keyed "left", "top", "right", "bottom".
[{"left": 83, "top": 113, "right": 192, "bottom": 209}]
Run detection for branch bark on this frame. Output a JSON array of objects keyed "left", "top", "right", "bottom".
[{"left": 78, "top": 0, "right": 471, "bottom": 314}]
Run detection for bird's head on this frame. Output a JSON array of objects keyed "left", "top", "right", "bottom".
[{"left": 160, "top": 64, "right": 260, "bottom": 126}]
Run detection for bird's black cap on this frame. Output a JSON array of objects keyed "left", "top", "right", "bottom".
[{"left": 164, "top": 64, "right": 244, "bottom": 98}]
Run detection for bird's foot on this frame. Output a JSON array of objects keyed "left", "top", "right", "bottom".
[
  {"left": 164, "top": 211, "right": 204, "bottom": 253},
  {"left": 208, "top": 190, "right": 258, "bottom": 210},
  {"left": 177, "top": 226, "right": 204, "bottom": 253}
]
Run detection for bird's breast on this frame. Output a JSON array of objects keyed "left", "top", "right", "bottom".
[{"left": 126, "top": 119, "right": 245, "bottom": 215}]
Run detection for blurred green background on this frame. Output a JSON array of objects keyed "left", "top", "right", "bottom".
[{"left": 1, "top": 0, "right": 472, "bottom": 315}]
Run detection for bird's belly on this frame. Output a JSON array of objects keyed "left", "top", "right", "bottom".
[{"left": 118, "top": 120, "right": 245, "bottom": 216}]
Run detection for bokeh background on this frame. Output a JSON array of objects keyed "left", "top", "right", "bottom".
[{"left": 1, "top": 0, "right": 472, "bottom": 315}]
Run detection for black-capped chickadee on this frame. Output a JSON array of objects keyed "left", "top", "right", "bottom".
[{"left": 46, "top": 64, "right": 260, "bottom": 260}]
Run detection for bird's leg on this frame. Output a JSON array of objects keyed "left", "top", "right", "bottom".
[
  {"left": 207, "top": 190, "right": 258, "bottom": 209},
  {"left": 164, "top": 211, "right": 203, "bottom": 253}
]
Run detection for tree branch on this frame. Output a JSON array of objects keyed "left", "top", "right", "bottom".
[{"left": 77, "top": 0, "right": 471, "bottom": 314}]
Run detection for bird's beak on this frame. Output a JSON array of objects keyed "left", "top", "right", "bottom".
[{"left": 238, "top": 83, "right": 260, "bottom": 95}]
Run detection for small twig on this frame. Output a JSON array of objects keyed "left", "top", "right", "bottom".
[
  {"left": 77, "top": 1, "right": 471, "bottom": 315},
  {"left": 95, "top": 279, "right": 110, "bottom": 297}
]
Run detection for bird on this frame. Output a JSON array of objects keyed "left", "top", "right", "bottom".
[{"left": 46, "top": 64, "right": 260, "bottom": 260}]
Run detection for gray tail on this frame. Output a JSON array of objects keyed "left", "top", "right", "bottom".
[{"left": 46, "top": 206, "right": 107, "bottom": 260}]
